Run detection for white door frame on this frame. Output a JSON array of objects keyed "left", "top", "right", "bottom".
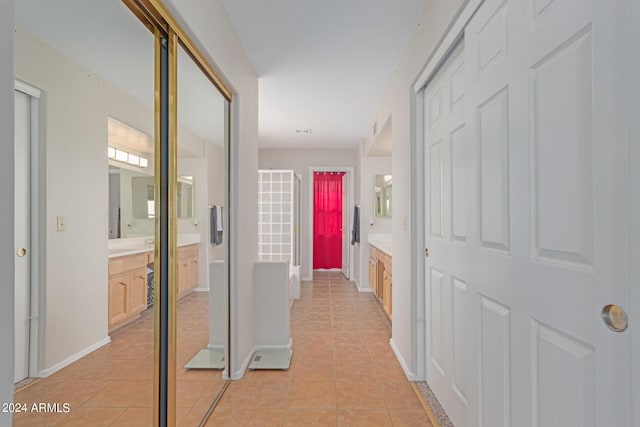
[
  {"left": 411, "top": 0, "right": 639, "bottom": 422},
  {"left": 14, "top": 79, "right": 43, "bottom": 379},
  {"left": 411, "top": 0, "right": 485, "bottom": 383},
  {"left": 308, "top": 166, "right": 355, "bottom": 279}
]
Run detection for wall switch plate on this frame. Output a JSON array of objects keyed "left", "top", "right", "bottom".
[{"left": 57, "top": 216, "right": 66, "bottom": 231}]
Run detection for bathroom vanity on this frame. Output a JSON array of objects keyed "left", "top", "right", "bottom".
[{"left": 107, "top": 235, "right": 200, "bottom": 331}]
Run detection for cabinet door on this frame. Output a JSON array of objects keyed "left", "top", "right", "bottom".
[
  {"left": 109, "top": 275, "right": 129, "bottom": 327},
  {"left": 382, "top": 271, "right": 391, "bottom": 316},
  {"left": 130, "top": 268, "right": 148, "bottom": 315},
  {"left": 190, "top": 257, "right": 199, "bottom": 290},
  {"left": 369, "top": 258, "right": 377, "bottom": 296},
  {"left": 178, "top": 259, "right": 190, "bottom": 297}
]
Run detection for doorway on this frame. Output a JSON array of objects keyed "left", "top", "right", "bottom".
[
  {"left": 13, "top": 82, "right": 41, "bottom": 385},
  {"left": 309, "top": 167, "right": 354, "bottom": 280},
  {"left": 414, "top": 0, "right": 635, "bottom": 425}
]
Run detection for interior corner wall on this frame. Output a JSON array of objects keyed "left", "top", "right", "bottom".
[
  {"left": 165, "top": 0, "right": 259, "bottom": 378},
  {"left": 371, "top": 0, "right": 466, "bottom": 377},
  {"left": 0, "top": 0, "right": 15, "bottom": 424},
  {"left": 357, "top": 152, "right": 392, "bottom": 290},
  {"left": 258, "top": 148, "right": 360, "bottom": 281}
]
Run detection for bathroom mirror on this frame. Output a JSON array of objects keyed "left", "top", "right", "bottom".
[
  {"left": 109, "top": 165, "right": 194, "bottom": 238},
  {"left": 130, "top": 175, "right": 194, "bottom": 219},
  {"left": 374, "top": 174, "right": 392, "bottom": 218}
]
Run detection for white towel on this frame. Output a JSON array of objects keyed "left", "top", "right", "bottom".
[{"left": 216, "top": 206, "right": 223, "bottom": 231}]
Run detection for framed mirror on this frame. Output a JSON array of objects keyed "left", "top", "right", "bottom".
[{"left": 374, "top": 174, "right": 392, "bottom": 218}]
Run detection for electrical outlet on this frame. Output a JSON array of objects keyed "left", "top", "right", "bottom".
[{"left": 57, "top": 216, "right": 66, "bottom": 231}]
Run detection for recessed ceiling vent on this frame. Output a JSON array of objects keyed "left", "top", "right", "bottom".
[{"left": 295, "top": 128, "right": 312, "bottom": 134}]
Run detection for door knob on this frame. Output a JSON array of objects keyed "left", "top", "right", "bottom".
[
  {"left": 17, "top": 248, "right": 27, "bottom": 257},
  {"left": 601, "top": 304, "right": 628, "bottom": 332},
  {"left": 425, "top": 247, "right": 429, "bottom": 258}
]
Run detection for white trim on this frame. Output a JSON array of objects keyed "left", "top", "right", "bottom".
[
  {"left": 15, "top": 79, "right": 42, "bottom": 98},
  {"left": 193, "top": 287, "right": 209, "bottom": 292},
  {"left": 232, "top": 346, "right": 255, "bottom": 380},
  {"left": 255, "top": 338, "right": 293, "bottom": 351},
  {"left": 301, "top": 275, "right": 313, "bottom": 282},
  {"left": 413, "top": 0, "right": 484, "bottom": 93},
  {"left": 411, "top": 0, "right": 485, "bottom": 393},
  {"left": 390, "top": 338, "right": 417, "bottom": 381},
  {"left": 307, "top": 166, "right": 355, "bottom": 281},
  {"left": 35, "top": 337, "right": 111, "bottom": 378}
]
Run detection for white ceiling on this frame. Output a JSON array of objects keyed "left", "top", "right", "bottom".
[
  {"left": 221, "top": 0, "right": 425, "bottom": 149},
  {"left": 15, "top": 0, "right": 226, "bottom": 155},
  {"left": 15, "top": 0, "right": 424, "bottom": 152}
]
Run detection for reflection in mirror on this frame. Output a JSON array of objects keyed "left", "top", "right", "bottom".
[
  {"left": 374, "top": 174, "right": 392, "bottom": 218},
  {"left": 14, "top": 0, "right": 158, "bottom": 423},
  {"left": 176, "top": 43, "right": 228, "bottom": 415}
]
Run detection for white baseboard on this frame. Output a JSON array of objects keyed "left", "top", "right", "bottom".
[
  {"left": 301, "top": 276, "right": 313, "bottom": 281},
  {"left": 255, "top": 338, "right": 293, "bottom": 351},
  {"left": 36, "top": 337, "right": 111, "bottom": 378},
  {"left": 193, "top": 287, "right": 209, "bottom": 292},
  {"left": 207, "top": 344, "right": 224, "bottom": 350},
  {"left": 356, "top": 279, "right": 374, "bottom": 293},
  {"left": 390, "top": 338, "right": 417, "bottom": 381},
  {"left": 233, "top": 346, "right": 255, "bottom": 380}
]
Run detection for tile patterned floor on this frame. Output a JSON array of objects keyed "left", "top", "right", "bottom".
[
  {"left": 206, "top": 271, "right": 433, "bottom": 426},
  {"left": 13, "top": 292, "right": 224, "bottom": 426},
  {"left": 12, "top": 272, "right": 432, "bottom": 426}
]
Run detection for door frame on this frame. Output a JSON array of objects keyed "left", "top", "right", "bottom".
[
  {"left": 14, "top": 79, "right": 43, "bottom": 379},
  {"left": 308, "top": 166, "right": 355, "bottom": 279}
]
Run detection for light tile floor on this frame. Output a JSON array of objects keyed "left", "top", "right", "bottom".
[
  {"left": 13, "top": 292, "right": 224, "bottom": 426},
  {"left": 13, "top": 272, "right": 432, "bottom": 426},
  {"left": 206, "top": 271, "right": 432, "bottom": 427}
]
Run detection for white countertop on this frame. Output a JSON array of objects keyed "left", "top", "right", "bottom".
[
  {"left": 368, "top": 233, "right": 392, "bottom": 256},
  {"left": 108, "top": 234, "right": 201, "bottom": 259}
]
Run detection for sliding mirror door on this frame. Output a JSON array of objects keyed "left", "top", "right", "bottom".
[
  {"left": 13, "top": 0, "right": 159, "bottom": 424},
  {"left": 173, "top": 43, "right": 230, "bottom": 423}
]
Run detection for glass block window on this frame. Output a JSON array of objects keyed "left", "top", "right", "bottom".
[{"left": 258, "top": 170, "right": 294, "bottom": 263}]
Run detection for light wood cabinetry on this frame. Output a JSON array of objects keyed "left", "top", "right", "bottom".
[
  {"left": 108, "top": 253, "right": 148, "bottom": 331},
  {"left": 369, "top": 244, "right": 392, "bottom": 318},
  {"left": 177, "top": 244, "right": 200, "bottom": 299},
  {"left": 108, "top": 243, "right": 200, "bottom": 331}
]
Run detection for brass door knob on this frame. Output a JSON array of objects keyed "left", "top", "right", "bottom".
[
  {"left": 17, "top": 248, "right": 27, "bottom": 257},
  {"left": 602, "top": 304, "right": 628, "bottom": 332},
  {"left": 425, "top": 247, "right": 429, "bottom": 258}
]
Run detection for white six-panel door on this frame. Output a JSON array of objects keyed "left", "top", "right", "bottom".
[{"left": 424, "top": 0, "right": 632, "bottom": 425}]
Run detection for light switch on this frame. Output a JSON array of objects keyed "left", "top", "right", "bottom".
[{"left": 57, "top": 216, "right": 66, "bottom": 231}]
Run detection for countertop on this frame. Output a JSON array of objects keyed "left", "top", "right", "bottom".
[
  {"left": 368, "top": 233, "right": 392, "bottom": 256},
  {"left": 108, "top": 234, "right": 201, "bottom": 259}
]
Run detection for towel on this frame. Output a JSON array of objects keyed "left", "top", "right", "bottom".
[
  {"left": 216, "top": 205, "right": 223, "bottom": 231},
  {"left": 210, "top": 206, "right": 223, "bottom": 245},
  {"left": 351, "top": 205, "right": 360, "bottom": 245}
]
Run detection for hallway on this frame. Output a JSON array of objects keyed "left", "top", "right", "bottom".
[{"left": 206, "top": 272, "right": 431, "bottom": 426}]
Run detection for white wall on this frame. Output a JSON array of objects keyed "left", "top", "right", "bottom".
[
  {"left": 357, "top": 152, "right": 392, "bottom": 290},
  {"left": 15, "top": 28, "right": 159, "bottom": 370},
  {"left": 258, "top": 148, "right": 359, "bottom": 280},
  {"left": 0, "top": 0, "right": 15, "bottom": 424},
  {"left": 165, "top": 0, "right": 259, "bottom": 378},
  {"left": 368, "top": 0, "right": 466, "bottom": 378}
]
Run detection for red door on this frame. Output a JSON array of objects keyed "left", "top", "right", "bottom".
[{"left": 313, "top": 172, "right": 344, "bottom": 269}]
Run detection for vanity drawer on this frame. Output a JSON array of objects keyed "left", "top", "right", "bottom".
[{"left": 109, "top": 253, "right": 148, "bottom": 276}]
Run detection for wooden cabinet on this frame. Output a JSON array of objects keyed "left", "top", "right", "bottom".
[
  {"left": 108, "top": 253, "right": 148, "bottom": 331},
  {"left": 368, "top": 256, "right": 378, "bottom": 296},
  {"left": 369, "top": 244, "right": 392, "bottom": 319},
  {"left": 177, "top": 244, "right": 200, "bottom": 299}
]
